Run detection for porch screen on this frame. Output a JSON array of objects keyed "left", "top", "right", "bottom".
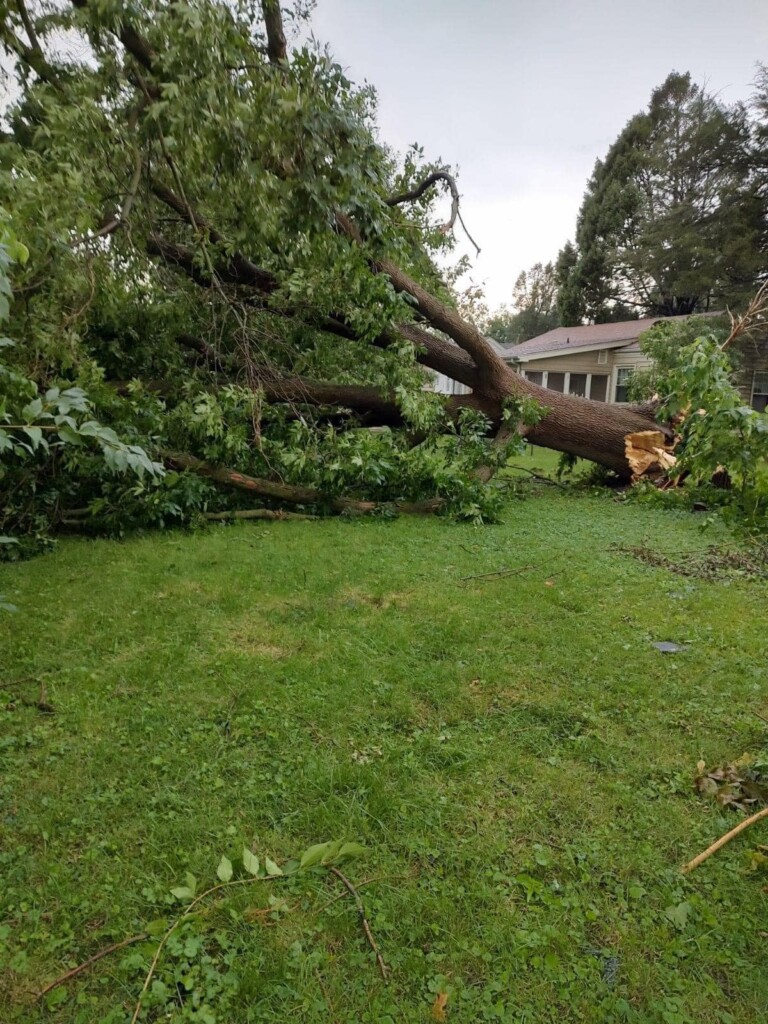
[
  {"left": 753, "top": 371, "right": 768, "bottom": 412},
  {"left": 589, "top": 375, "right": 608, "bottom": 402}
]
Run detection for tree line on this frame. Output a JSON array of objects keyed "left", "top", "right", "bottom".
[{"left": 487, "top": 69, "right": 768, "bottom": 342}]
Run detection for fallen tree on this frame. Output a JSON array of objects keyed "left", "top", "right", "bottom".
[{"left": 0, "top": 0, "right": 680, "bottom": 533}]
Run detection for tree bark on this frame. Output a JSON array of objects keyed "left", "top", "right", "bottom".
[{"left": 161, "top": 451, "right": 444, "bottom": 514}]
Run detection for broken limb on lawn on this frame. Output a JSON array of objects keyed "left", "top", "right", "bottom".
[
  {"left": 682, "top": 806, "right": 768, "bottom": 873},
  {"left": 328, "top": 866, "right": 389, "bottom": 981}
]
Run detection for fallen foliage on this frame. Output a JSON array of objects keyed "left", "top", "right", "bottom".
[
  {"left": 694, "top": 754, "right": 768, "bottom": 812},
  {"left": 615, "top": 543, "right": 768, "bottom": 581}
]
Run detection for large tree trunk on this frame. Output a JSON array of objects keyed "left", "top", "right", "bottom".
[{"left": 487, "top": 368, "right": 661, "bottom": 474}]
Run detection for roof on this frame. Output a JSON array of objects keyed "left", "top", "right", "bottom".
[{"left": 497, "top": 313, "right": 719, "bottom": 362}]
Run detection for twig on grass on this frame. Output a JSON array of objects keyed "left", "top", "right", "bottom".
[
  {"left": 752, "top": 709, "right": 768, "bottom": 726},
  {"left": 460, "top": 558, "right": 555, "bottom": 583},
  {"left": 681, "top": 806, "right": 768, "bottom": 874},
  {"left": 130, "top": 877, "right": 277, "bottom": 1024},
  {"left": 35, "top": 933, "right": 147, "bottom": 1000},
  {"left": 313, "top": 873, "right": 407, "bottom": 917},
  {"left": 506, "top": 464, "right": 567, "bottom": 489},
  {"left": 328, "top": 866, "right": 389, "bottom": 980}
]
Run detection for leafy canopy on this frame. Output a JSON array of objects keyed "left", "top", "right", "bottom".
[{"left": 557, "top": 71, "right": 765, "bottom": 324}]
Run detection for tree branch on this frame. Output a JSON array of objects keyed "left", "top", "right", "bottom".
[
  {"left": 151, "top": 183, "right": 279, "bottom": 294},
  {"left": 385, "top": 170, "right": 480, "bottom": 255},
  {"left": 260, "top": 0, "right": 287, "bottom": 64},
  {"left": 70, "top": 0, "right": 156, "bottom": 73},
  {"left": 15, "top": 0, "right": 42, "bottom": 54},
  {"left": 70, "top": 149, "right": 143, "bottom": 247},
  {"left": 0, "top": 23, "right": 62, "bottom": 88},
  {"left": 374, "top": 252, "right": 507, "bottom": 380},
  {"left": 161, "top": 450, "right": 443, "bottom": 515}
]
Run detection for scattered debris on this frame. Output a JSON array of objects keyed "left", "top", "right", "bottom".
[
  {"left": 460, "top": 558, "right": 557, "bottom": 583},
  {"left": 585, "top": 948, "right": 620, "bottom": 987},
  {"left": 615, "top": 543, "right": 768, "bottom": 582},
  {"left": 653, "top": 641, "right": 688, "bottom": 654},
  {"left": 431, "top": 991, "right": 449, "bottom": 1021},
  {"left": 36, "top": 933, "right": 148, "bottom": 1000},
  {"left": 694, "top": 754, "right": 768, "bottom": 812}
]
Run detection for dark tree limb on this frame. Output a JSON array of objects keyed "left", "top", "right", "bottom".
[
  {"left": 375, "top": 253, "right": 507, "bottom": 381},
  {"left": 15, "top": 0, "right": 42, "bottom": 54},
  {"left": 162, "top": 450, "right": 366, "bottom": 510},
  {"left": 205, "top": 508, "right": 316, "bottom": 521},
  {"left": 328, "top": 867, "right": 389, "bottom": 981},
  {"left": 71, "top": 0, "right": 157, "bottom": 74},
  {"left": 70, "top": 150, "right": 143, "bottom": 247},
  {"left": 151, "top": 184, "right": 279, "bottom": 294},
  {"left": 0, "top": 23, "right": 62, "bottom": 88},
  {"left": 162, "top": 450, "right": 443, "bottom": 515},
  {"left": 387, "top": 169, "right": 459, "bottom": 234},
  {"left": 35, "top": 934, "right": 148, "bottom": 1000},
  {"left": 385, "top": 170, "right": 480, "bottom": 255},
  {"left": 260, "top": 0, "right": 287, "bottom": 64},
  {"left": 386, "top": 170, "right": 459, "bottom": 211}
]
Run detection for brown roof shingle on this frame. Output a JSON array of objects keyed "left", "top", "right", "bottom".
[{"left": 498, "top": 314, "right": 718, "bottom": 360}]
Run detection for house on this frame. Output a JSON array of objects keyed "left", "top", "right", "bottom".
[{"left": 496, "top": 315, "right": 768, "bottom": 411}]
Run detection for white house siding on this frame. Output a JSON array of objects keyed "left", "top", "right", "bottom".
[{"left": 429, "top": 372, "right": 472, "bottom": 396}]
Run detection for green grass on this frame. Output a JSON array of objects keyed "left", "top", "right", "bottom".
[{"left": 1, "top": 487, "right": 767, "bottom": 1023}]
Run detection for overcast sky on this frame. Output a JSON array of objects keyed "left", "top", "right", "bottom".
[{"left": 309, "top": 0, "right": 768, "bottom": 310}]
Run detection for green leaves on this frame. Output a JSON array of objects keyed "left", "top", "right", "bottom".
[
  {"left": 170, "top": 839, "right": 365, "bottom": 903},
  {"left": 299, "top": 839, "right": 366, "bottom": 869},
  {"left": 242, "top": 848, "right": 260, "bottom": 876},
  {"left": 216, "top": 855, "right": 233, "bottom": 882},
  {"left": 170, "top": 873, "right": 198, "bottom": 901},
  {"left": 299, "top": 842, "right": 330, "bottom": 869},
  {"left": 264, "top": 856, "right": 283, "bottom": 877},
  {"left": 665, "top": 901, "right": 692, "bottom": 931}
]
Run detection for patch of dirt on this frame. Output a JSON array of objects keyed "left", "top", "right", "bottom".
[
  {"left": 615, "top": 543, "right": 768, "bottom": 581},
  {"left": 229, "top": 636, "right": 287, "bottom": 659},
  {"left": 337, "top": 587, "right": 412, "bottom": 611},
  {"left": 224, "top": 614, "right": 289, "bottom": 658}
]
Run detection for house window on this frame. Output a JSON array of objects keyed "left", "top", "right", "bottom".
[
  {"left": 546, "top": 372, "right": 565, "bottom": 393},
  {"left": 597, "top": 350, "right": 608, "bottom": 365},
  {"left": 589, "top": 375, "right": 608, "bottom": 402},
  {"left": 524, "top": 371, "right": 543, "bottom": 385},
  {"left": 569, "top": 373, "right": 587, "bottom": 397},
  {"left": 615, "top": 367, "right": 633, "bottom": 403},
  {"left": 752, "top": 371, "right": 768, "bottom": 413}
]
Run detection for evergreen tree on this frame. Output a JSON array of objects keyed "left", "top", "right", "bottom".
[{"left": 558, "top": 72, "right": 764, "bottom": 323}]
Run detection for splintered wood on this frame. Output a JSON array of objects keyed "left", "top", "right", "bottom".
[{"left": 624, "top": 430, "right": 677, "bottom": 481}]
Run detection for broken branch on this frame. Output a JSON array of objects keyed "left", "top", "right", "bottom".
[
  {"left": 328, "top": 866, "right": 389, "bottom": 981},
  {"left": 385, "top": 170, "right": 480, "bottom": 255},
  {"left": 36, "top": 933, "right": 148, "bottom": 1000},
  {"left": 681, "top": 805, "right": 768, "bottom": 873}
]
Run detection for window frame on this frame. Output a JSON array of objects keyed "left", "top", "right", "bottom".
[{"left": 614, "top": 366, "right": 633, "bottom": 403}]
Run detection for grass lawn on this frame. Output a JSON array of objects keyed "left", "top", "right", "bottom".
[{"left": 1, "top": 483, "right": 767, "bottom": 1023}]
